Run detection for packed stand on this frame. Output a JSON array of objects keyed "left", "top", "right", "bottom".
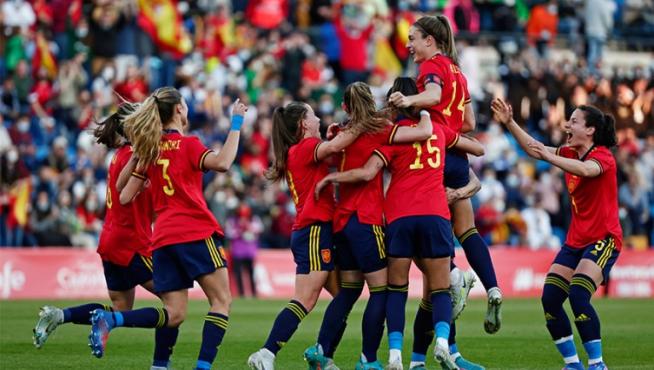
[{"left": 1, "top": 0, "right": 653, "bottom": 250}]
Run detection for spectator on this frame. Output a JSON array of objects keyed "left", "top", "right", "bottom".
[
  {"left": 584, "top": 0, "right": 616, "bottom": 75},
  {"left": 226, "top": 204, "right": 263, "bottom": 298},
  {"left": 521, "top": 193, "right": 561, "bottom": 250}
]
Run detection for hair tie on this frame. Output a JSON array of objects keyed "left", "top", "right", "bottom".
[{"left": 153, "top": 95, "right": 159, "bottom": 104}]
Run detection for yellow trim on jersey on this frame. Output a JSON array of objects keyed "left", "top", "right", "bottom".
[
  {"left": 556, "top": 147, "right": 562, "bottom": 156},
  {"left": 287, "top": 171, "right": 300, "bottom": 205},
  {"left": 589, "top": 158, "right": 604, "bottom": 174},
  {"left": 388, "top": 124, "right": 400, "bottom": 144},
  {"left": 464, "top": 98, "right": 472, "bottom": 104},
  {"left": 372, "top": 225, "right": 386, "bottom": 259},
  {"left": 131, "top": 171, "right": 147, "bottom": 180},
  {"left": 447, "top": 134, "right": 460, "bottom": 149},
  {"left": 199, "top": 149, "right": 213, "bottom": 171},
  {"left": 373, "top": 149, "right": 389, "bottom": 167},
  {"left": 313, "top": 142, "right": 322, "bottom": 163}
]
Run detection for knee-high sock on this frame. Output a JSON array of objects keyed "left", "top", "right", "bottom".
[
  {"left": 569, "top": 274, "right": 603, "bottom": 364},
  {"left": 459, "top": 228, "right": 498, "bottom": 291},
  {"left": 153, "top": 326, "right": 179, "bottom": 367},
  {"left": 317, "top": 283, "right": 363, "bottom": 356},
  {"left": 361, "top": 286, "right": 387, "bottom": 362},
  {"left": 543, "top": 273, "right": 580, "bottom": 365},
  {"left": 386, "top": 284, "right": 409, "bottom": 351},
  {"left": 196, "top": 312, "right": 229, "bottom": 370},
  {"left": 430, "top": 289, "right": 451, "bottom": 349},
  {"left": 263, "top": 300, "right": 309, "bottom": 355},
  {"left": 410, "top": 299, "right": 432, "bottom": 363},
  {"left": 63, "top": 303, "right": 111, "bottom": 324}
]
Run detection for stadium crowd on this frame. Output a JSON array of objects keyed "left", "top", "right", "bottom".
[{"left": 1, "top": 0, "right": 653, "bottom": 251}]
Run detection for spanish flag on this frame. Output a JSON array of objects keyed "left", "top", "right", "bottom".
[
  {"left": 373, "top": 38, "right": 402, "bottom": 80},
  {"left": 137, "top": 0, "right": 192, "bottom": 59},
  {"left": 32, "top": 32, "right": 57, "bottom": 79},
  {"left": 9, "top": 178, "right": 31, "bottom": 227}
]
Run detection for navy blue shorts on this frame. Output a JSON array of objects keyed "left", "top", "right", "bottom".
[
  {"left": 334, "top": 214, "right": 386, "bottom": 274},
  {"left": 444, "top": 149, "right": 470, "bottom": 189},
  {"left": 552, "top": 236, "right": 620, "bottom": 283},
  {"left": 103, "top": 254, "right": 153, "bottom": 292},
  {"left": 291, "top": 222, "right": 334, "bottom": 274},
  {"left": 386, "top": 215, "right": 454, "bottom": 259},
  {"left": 152, "top": 234, "right": 227, "bottom": 293}
]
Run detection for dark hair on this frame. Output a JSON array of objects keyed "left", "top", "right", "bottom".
[
  {"left": 577, "top": 105, "right": 617, "bottom": 148},
  {"left": 386, "top": 77, "right": 420, "bottom": 120},
  {"left": 93, "top": 102, "right": 139, "bottom": 149},
  {"left": 266, "top": 102, "right": 309, "bottom": 182},
  {"left": 123, "top": 87, "right": 183, "bottom": 167},
  {"left": 414, "top": 15, "right": 458, "bottom": 65}
]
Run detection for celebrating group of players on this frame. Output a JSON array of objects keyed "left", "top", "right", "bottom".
[{"left": 32, "top": 14, "right": 621, "bottom": 370}]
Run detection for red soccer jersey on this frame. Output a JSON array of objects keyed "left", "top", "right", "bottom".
[
  {"left": 98, "top": 145, "right": 152, "bottom": 266},
  {"left": 416, "top": 54, "right": 471, "bottom": 133},
  {"left": 145, "top": 131, "right": 223, "bottom": 250},
  {"left": 287, "top": 137, "right": 335, "bottom": 230},
  {"left": 558, "top": 146, "right": 623, "bottom": 251},
  {"left": 333, "top": 125, "right": 395, "bottom": 232},
  {"left": 376, "top": 118, "right": 459, "bottom": 224}
]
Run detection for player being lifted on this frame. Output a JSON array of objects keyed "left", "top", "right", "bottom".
[
  {"left": 89, "top": 87, "right": 246, "bottom": 370},
  {"left": 32, "top": 103, "right": 179, "bottom": 369},
  {"left": 492, "top": 99, "right": 621, "bottom": 370}
]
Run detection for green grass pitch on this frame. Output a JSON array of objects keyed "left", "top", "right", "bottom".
[{"left": 1, "top": 298, "right": 652, "bottom": 369}]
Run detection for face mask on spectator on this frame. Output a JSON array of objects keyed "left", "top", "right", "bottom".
[
  {"left": 102, "top": 67, "right": 115, "bottom": 81},
  {"left": 17, "top": 119, "right": 29, "bottom": 133},
  {"left": 86, "top": 199, "right": 98, "bottom": 212},
  {"left": 77, "top": 27, "right": 88, "bottom": 38},
  {"left": 37, "top": 200, "right": 50, "bottom": 212},
  {"left": 7, "top": 149, "right": 18, "bottom": 163}
]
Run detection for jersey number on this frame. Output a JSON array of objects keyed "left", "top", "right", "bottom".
[
  {"left": 106, "top": 173, "right": 113, "bottom": 209},
  {"left": 409, "top": 135, "right": 441, "bottom": 170},
  {"left": 157, "top": 158, "right": 175, "bottom": 196},
  {"left": 442, "top": 81, "right": 466, "bottom": 117}
]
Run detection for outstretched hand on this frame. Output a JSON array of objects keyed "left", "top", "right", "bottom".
[
  {"left": 527, "top": 140, "right": 550, "bottom": 160},
  {"left": 232, "top": 98, "right": 248, "bottom": 116},
  {"left": 490, "top": 98, "right": 513, "bottom": 125}
]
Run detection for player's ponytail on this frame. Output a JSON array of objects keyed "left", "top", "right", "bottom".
[
  {"left": 343, "top": 82, "right": 388, "bottom": 134},
  {"left": 578, "top": 105, "right": 617, "bottom": 148},
  {"left": 93, "top": 102, "right": 139, "bottom": 149},
  {"left": 386, "top": 77, "right": 420, "bottom": 121},
  {"left": 266, "top": 102, "right": 308, "bottom": 182},
  {"left": 124, "top": 87, "right": 182, "bottom": 168},
  {"left": 414, "top": 15, "right": 459, "bottom": 65}
]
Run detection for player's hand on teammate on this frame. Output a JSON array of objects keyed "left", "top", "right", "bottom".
[
  {"left": 388, "top": 92, "right": 412, "bottom": 108},
  {"left": 326, "top": 122, "right": 340, "bottom": 140},
  {"left": 527, "top": 140, "right": 551, "bottom": 160},
  {"left": 446, "top": 187, "right": 460, "bottom": 204},
  {"left": 490, "top": 98, "right": 513, "bottom": 125},
  {"left": 314, "top": 176, "right": 332, "bottom": 200},
  {"left": 232, "top": 98, "right": 248, "bottom": 117}
]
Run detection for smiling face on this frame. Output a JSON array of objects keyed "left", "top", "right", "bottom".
[
  {"left": 564, "top": 109, "right": 595, "bottom": 149},
  {"left": 407, "top": 26, "right": 434, "bottom": 64},
  {"left": 301, "top": 104, "right": 321, "bottom": 138}
]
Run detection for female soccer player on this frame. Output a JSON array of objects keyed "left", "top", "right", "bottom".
[
  {"left": 315, "top": 77, "right": 484, "bottom": 370},
  {"left": 389, "top": 14, "right": 503, "bottom": 337},
  {"left": 492, "top": 98, "right": 621, "bottom": 370},
  {"left": 304, "top": 82, "right": 435, "bottom": 370},
  {"left": 32, "top": 103, "right": 178, "bottom": 369},
  {"left": 88, "top": 87, "right": 246, "bottom": 370},
  {"left": 246, "top": 101, "right": 358, "bottom": 370}
]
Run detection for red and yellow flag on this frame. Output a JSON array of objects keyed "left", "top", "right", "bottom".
[
  {"left": 32, "top": 32, "right": 57, "bottom": 79},
  {"left": 137, "top": 0, "right": 192, "bottom": 59}
]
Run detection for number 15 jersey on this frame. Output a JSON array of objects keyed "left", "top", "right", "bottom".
[{"left": 145, "top": 130, "right": 223, "bottom": 250}]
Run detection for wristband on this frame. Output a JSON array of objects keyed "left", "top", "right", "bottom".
[
  {"left": 420, "top": 110, "right": 430, "bottom": 117},
  {"left": 131, "top": 171, "right": 147, "bottom": 180},
  {"left": 231, "top": 115, "right": 244, "bottom": 131}
]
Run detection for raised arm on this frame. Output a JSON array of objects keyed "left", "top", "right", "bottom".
[
  {"left": 529, "top": 141, "right": 602, "bottom": 178},
  {"left": 314, "top": 129, "right": 358, "bottom": 161},
  {"left": 314, "top": 155, "right": 385, "bottom": 199},
  {"left": 462, "top": 102, "right": 476, "bottom": 133},
  {"left": 116, "top": 155, "right": 138, "bottom": 192},
  {"left": 202, "top": 99, "right": 247, "bottom": 172},
  {"left": 119, "top": 168, "right": 146, "bottom": 205},
  {"left": 389, "top": 82, "right": 442, "bottom": 108},
  {"left": 390, "top": 110, "right": 433, "bottom": 143},
  {"left": 491, "top": 98, "right": 556, "bottom": 159}
]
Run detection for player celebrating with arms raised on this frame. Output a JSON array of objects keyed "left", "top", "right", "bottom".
[
  {"left": 492, "top": 99, "right": 621, "bottom": 370},
  {"left": 89, "top": 87, "right": 246, "bottom": 370}
]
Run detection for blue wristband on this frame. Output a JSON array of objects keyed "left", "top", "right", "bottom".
[{"left": 231, "top": 115, "right": 244, "bottom": 131}]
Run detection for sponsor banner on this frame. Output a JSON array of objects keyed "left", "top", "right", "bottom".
[{"left": 1, "top": 248, "right": 653, "bottom": 300}]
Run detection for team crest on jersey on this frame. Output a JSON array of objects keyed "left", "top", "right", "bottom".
[
  {"left": 321, "top": 249, "right": 332, "bottom": 263},
  {"left": 218, "top": 247, "right": 226, "bottom": 259},
  {"left": 567, "top": 178, "right": 578, "bottom": 193}
]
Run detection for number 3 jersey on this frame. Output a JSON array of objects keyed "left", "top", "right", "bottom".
[
  {"left": 375, "top": 118, "right": 459, "bottom": 224},
  {"left": 558, "top": 146, "right": 623, "bottom": 251},
  {"left": 145, "top": 130, "right": 223, "bottom": 250},
  {"left": 98, "top": 144, "right": 152, "bottom": 266},
  {"left": 417, "top": 54, "right": 471, "bottom": 134}
]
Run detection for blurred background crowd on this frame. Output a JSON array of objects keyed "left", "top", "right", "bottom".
[{"left": 1, "top": 0, "right": 653, "bottom": 266}]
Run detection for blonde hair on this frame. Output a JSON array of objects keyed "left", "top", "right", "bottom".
[
  {"left": 123, "top": 87, "right": 182, "bottom": 168},
  {"left": 343, "top": 82, "right": 389, "bottom": 134},
  {"left": 414, "top": 15, "right": 458, "bottom": 65}
]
